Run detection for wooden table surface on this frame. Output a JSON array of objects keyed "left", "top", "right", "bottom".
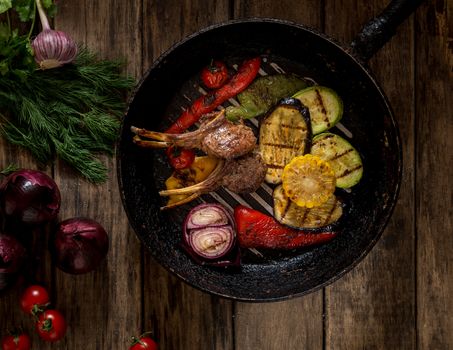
[{"left": 1, "top": 0, "right": 452, "bottom": 349}]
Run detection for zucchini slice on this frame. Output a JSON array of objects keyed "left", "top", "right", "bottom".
[
  {"left": 311, "top": 133, "right": 363, "bottom": 188},
  {"left": 259, "top": 98, "right": 312, "bottom": 184},
  {"left": 292, "top": 86, "right": 343, "bottom": 135},
  {"left": 273, "top": 185, "right": 343, "bottom": 229}
]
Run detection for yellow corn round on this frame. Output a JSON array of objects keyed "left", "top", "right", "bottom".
[{"left": 281, "top": 154, "right": 336, "bottom": 208}]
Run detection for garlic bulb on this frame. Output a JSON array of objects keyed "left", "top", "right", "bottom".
[{"left": 32, "top": 0, "right": 77, "bottom": 70}]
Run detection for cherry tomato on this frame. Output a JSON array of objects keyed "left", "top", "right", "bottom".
[
  {"left": 20, "top": 285, "right": 50, "bottom": 315},
  {"left": 1, "top": 333, "right": 31, "bottom": 350},
  {"left": 166, "top": 146, "right": 195, "bottom": 169},
  {"left": 130, "top": 335, "right": 158, "bottom": 350},
  {"left": 201, "top": 60, "right": 229, "bottom": 89},
  {"left": 36, "top": 310, "right": 66, "bottom": 342}
]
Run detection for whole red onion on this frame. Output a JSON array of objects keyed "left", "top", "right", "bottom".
[
  {"left": 0, "top": 234, "right": 26, "bottom": 291},
  {"left": 52, "top": 218, "right": 109, "bottom": 275},
  {"left": 0, "top": 170, "right": 61, "bottom": 225}
]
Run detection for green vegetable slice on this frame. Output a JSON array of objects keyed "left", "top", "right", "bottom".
[
  {"left": 292, "top": 86, "right": 343, "bottom": 134},
  {"left": 273, "top": 185, "right": 343, "bottom": 229},
  {"left": 259, "top": 98, "right": 311, "bottom": 184},
  {"left": 311, "top": 132, "right": 363, "bottom": 188},
  {"left": 226, "top": 74, "right": 308, "bottom": 121}
]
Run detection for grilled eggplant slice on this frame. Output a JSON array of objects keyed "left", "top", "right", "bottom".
[
  {"left": 311, "top": 132, "right": 363, "bottom": 188},
  {"left": 273, "top": 185, "right": 343, "bottom": 229},
  {"left": 293, "top": 86, "right": 343, "bottom": 135},
  {"left": 259, "top": 98, "right": 312, "bottom": 184}
]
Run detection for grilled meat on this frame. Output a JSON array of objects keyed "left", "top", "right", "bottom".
[
  {"left": 159, "top": 153, "right": 267, "bottom": 209},
  {"left": 221, "top": 153, "right": 267, "bottom": 193},
  {"left": 131, "top": 110, "right": 256, "bottom": 160}
]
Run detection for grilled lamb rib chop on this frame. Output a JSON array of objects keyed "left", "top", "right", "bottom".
[
  {"left": 131, "top": 110, "right": 256, "bottom": 160},
  {"left": 159, "top": 153, "right": 267, "bottom": 209}
]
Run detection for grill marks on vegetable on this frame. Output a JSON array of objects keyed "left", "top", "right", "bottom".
[
  {"left": 293, "top": 86, "right": 343, "bottom": 135},
  {"left": 162, "top": 61, "right": 354, "bottom": 215},
  {"left": 337, "top": 164, "right": 363, "bottom": 179},
  {"left": 311, "top": 133, "right": 363, "bottom": 188},
  {"left": 273, "top": 186, "right": 343, "bottom": 228},
  {"left": 259, "top": 98, "right": 312, "bottom": 184},
  {"left": 314, "top": 89, "right": 330, "bottom": 127}
]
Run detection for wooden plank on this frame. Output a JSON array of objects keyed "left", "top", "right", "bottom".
[
  {"left": 233, "top": 0, "right": 323, "bottom": 25},
  {"left": 324, "top": 0, "right": 416, "bottom": 349},
  {"left": 232, "top": 2, "right": 324, "bottom": 350},
  {"left": 52, "top": 0, "right": 143, "bottom": 349},
  {"left": 141, "top": 1, "right": 234, "bottom": 349},
  {"left": 416, "top": 1, "right": 453, "bottom": 348}
]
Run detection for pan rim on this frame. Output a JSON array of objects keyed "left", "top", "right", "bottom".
[{"left": 117, "top": 18, "right": 403, "bottom": 302}]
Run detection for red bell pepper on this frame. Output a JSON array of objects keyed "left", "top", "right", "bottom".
[{"left": 234, "top": 206, "right": 337, "bottom": 249}]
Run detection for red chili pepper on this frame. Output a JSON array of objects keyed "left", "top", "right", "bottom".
[
  {"left": 164, "top": 57, "right": 261, "bottom": 169},
  {"left": 201, "top": 60, "right": 229, "bottom": 89},
  {"left": 234, "top": 206, "right": 337, "bottom": 249}
]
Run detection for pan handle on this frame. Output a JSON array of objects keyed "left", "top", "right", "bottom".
[{"left": 350, "top": 0, "right": 424, "bottom": 63}]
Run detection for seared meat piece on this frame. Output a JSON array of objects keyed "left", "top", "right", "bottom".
[
  {"left": 201, "top": 120, "right": 256, "bottom": 159},
  {"left": 158, "top": 153, "right": 267, "bottom": 209},
  {"left": 131, "top": 110, "right": 256, "bottom": 159},
  {"left": 221, "top": 153, "right": 267, "bottom": 193}
]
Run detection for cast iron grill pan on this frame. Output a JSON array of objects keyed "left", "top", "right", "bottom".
[{"left": 118, "top": 19, "right": 402, "bottom": 301}]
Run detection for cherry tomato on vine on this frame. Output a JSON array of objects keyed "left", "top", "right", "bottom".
[
  {"left": 20, "top": 285, "right": 50, "bottom": 315},
  {"left": 201, "top": 60, "right": 229, "bottom": 89},
  {"left": 36, "top": 310, "right": 66, "bottom": 342},
  {"left": 1, "top": 332, "right": 31, "bottom": 350},
  {"left": 129, "top": 334, "right": 158, "bottom": 350}
]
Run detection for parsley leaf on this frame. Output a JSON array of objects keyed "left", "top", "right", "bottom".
[
  {"left": 12, "top": 0, "right": 35, "bottom": 22},
  {"left": 41, "top": 0, "right": 51, "bottom": 8},
  {"left": 0, "top": 0, "right": 12, "bottom": 14},
  {"left": 0, "top": 22, "right": 9, "bottom": 40}
]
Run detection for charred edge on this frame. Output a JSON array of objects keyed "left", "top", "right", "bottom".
[
  {"left": 261, "top": 143, "right": 298, "bottom": 149},
  {"left": 265, "top": 164, "right": 285, "bottom": 169},
  {"left": 324, "top": 199, "right": 338, "bottom": 225},
  {"left": 280, "top": 197, "right": 292, "bottom": 221},
  {"left": 337, "top": 164, "right": 363, "bottom": 179},
  {"left": 313, "top": 134, "right": 335, "bottom": 147},
  {"left": 262, "top": 122, "right": 307, "bottom": 131},
  {"left": 303, "top": 137, "right": 310, "bottom": 155},
  {"left": 327, "top": 148, "right": 354, "bottom": 162},
  {"left": 297, "top": 202, "right": 310, "bottom": 224},
  {"left": 315, "top": 89, "right": 330, "bottom": 126}
]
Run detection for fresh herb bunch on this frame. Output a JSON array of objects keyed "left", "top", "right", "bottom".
[{"left": 0, "top": 0, "right": 134, "bottom": 183}]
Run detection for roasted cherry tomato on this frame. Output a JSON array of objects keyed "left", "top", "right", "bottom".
[
  {"left": 201, "top": 60, "right": 229, "bottom": 89},
  {"left": 129, "top": 334, "right": 158, "bottom": 350},
  {"left": 166, "top": 146, "right": 195, "bottom": 170},
  {"left": 36, "top": 310, "right": 66, "bottom": 342},
  {"left": 20, "top": 285, "right": 50, "bottom": 315},
  {"left": 1, "top": 332, "right": 31, "bottom": 350}
]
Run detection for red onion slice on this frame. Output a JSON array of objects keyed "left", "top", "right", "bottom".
[
  {"left": 185, "top": 203, "right": 229, "bottom": 229},
  {"left": 188, "top": 226, "right": 234, "bottom": 259},
  {"left": 182, "top": 203, "right": 238, "bottom": 265}
]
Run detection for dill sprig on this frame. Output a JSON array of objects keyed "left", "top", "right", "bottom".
[{"left": 0, "top": 48, "right": 135, "bottom": 183}]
